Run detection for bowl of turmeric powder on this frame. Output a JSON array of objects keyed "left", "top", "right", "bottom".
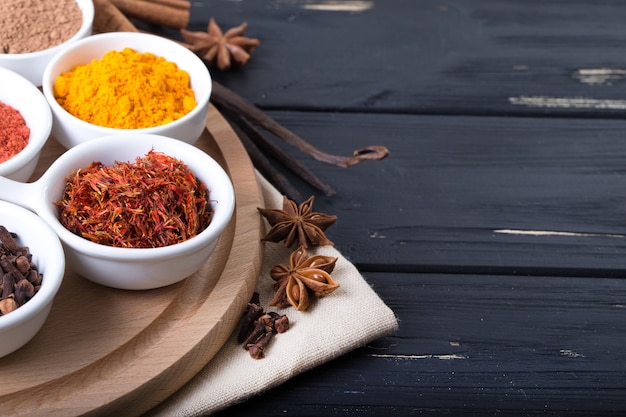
[
  {"left": 41, "top": 32, "right": 212, "bottom": 149},
  {"left": 0, "top": 0, "right": 94, "bottom": 87},
  {"left": 0, "top": 67, "right": 53, "bottom": 182}
]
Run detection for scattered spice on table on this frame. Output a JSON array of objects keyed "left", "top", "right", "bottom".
[
  {"left": 181, "top": 18, "right": 260, "bottom": 71},
  {"left": 53, "top": 48, "right": 196, "bottom": 129},
  {"left": 56, "top": 150, "right": 213, "bottom": 248},
  {"left": 0, "top": 226, "right": 43, "bottom": 316},
  {"left": 237, "top": 292, "right": 289, "bottom": 359},
  {"left": 0, "top": 101, "right": 30, "bottom": 164},
  {"left": 258, "top": 195, "right": 337, "bottom": 248},
  {"left": 0, "top": 0, "right": 82, "bottom": 54},
  {"left": 269, "top": 245, "right": 339, "bottom": 311}
]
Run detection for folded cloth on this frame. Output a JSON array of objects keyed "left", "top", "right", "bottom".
[{"left": 147, "top": 172, "right": 399, "bottom": 417}]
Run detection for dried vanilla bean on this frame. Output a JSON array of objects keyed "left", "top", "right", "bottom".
[
  {"left": 227, "top": 111, "right": 336, "bottom": 197},
  {"left": 227, "top": 115, "right": 303, "bottom": 202},
  {"left": 211, "top": 82, "right": 390, "bottom": 168}
]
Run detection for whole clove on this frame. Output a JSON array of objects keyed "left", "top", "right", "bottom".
[{"left": 237, "top": 292, "right": 290, "bottom": 359}]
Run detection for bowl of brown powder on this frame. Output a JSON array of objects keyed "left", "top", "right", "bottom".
[{"left": 0, "top": 0, "right": 94, "bottom": 87}]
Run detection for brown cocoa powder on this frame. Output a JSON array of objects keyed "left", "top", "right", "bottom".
[{"left": 0, "top": 0, "right": 83, "bottom": 54}]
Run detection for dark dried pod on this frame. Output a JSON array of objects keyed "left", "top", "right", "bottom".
[
  {"left": 27, "top": 269, "right": 42, "bottom": 286},
  {"left": 2, "top": 271, "right": 16, "bottom": 299},
  {"left": 14, "top": 279, "right": 35, "bottom": 306},
  {"left": 15, "top": 255, "right": 31, "bottom": 275},
  {"left": 0, "top": 226, "right": 20, "bottom": 254},
  {"left": 0, "top": 298, "right": 17, "bottom": 316}
]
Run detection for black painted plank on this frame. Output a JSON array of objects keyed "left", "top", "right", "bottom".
[
  {"left": 187, "top": 0, "right": 626, "bottom": 118},
  {"left": 211, "top": 272, "right": 626, "bottom": 417},
  {"left": 252, "top": 110, "right": 626, "bottom": 274}
]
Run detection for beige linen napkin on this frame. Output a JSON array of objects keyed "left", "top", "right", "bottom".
[{"left": 147, "top": 172, "right": 399, "bottom": 417}]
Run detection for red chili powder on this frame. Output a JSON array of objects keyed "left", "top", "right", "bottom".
[{"left": 0, "top": 101, "right": 30, "bottom": 164}]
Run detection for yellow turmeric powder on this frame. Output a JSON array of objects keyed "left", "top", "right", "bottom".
[{"left": 53, "top": 48, "right": 197, "bottom": 129}]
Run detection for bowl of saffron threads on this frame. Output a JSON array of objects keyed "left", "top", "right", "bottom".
[
  {"left": 0, "top": 0, "right": 94, "bottom": 87},
  {"left": 0, "top": 134, "right": 234, "bottom": 290},
  {"left": 42, "top": 32, "right": 212, "bottom": 149},
  {"left": 0, "top": 67, "right": 52, "bottom": 182}
]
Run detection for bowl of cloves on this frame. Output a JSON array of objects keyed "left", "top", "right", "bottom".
[{"left": 0, "top": 201, "right": 65, "bottom": 358}]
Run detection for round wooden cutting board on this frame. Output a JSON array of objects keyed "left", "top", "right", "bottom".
[{"left": 0, "top": 105, "right": 264, "bottom": 416}]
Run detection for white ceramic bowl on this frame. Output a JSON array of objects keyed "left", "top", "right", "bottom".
[
  {"left": 42, "top": 32, "right": 212, "bottom": 149},
  {"left": 0, "top": 0, "right": 94, "bottom": 87},
  {"left": 0, "top": 201, "right": 65, "bottom": 358},
  {"left": 0, "top": 134, "right": 234, "bottom": 290},
  {"left": 0, "top": 67, "right": 52, "bottom": 182}
]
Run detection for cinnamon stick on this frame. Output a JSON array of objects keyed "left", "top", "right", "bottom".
[
  {"left": 141, "top": 0, "right": 190, "bottom": 10},
  {"left": 110, "top": 0, "right": 189, "bottom": 28},
  {"left": 93, "top": 0, "right": 138, "bottom": 33}
]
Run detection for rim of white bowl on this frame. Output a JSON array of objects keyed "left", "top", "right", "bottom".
[
  {"left": 41, "top": 32, "right": 212, "bottom": 136},
  {"left": 0, "top": 0, "right": 94, "bottom": 60},
  {"left": 0, "top": 201, "right": 65, "bottom": 330},
  {"left": 37, "top": 134, "right": 234, "bottom": 261},
  {"left": 0, "top": 67, "right": 52, "bottom": 174}
]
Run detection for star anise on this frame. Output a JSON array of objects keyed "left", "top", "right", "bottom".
[
  {"left": 181, "top": 18, "right": 260, "bottom": 70},
  {"left": 269, "top": 246, "right": 339, "bottom": 311},
  {"left": 258, "top": 196, "right": 337, "bottom": 248}
]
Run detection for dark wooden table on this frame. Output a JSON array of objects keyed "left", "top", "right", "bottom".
[{"left": 188, "top": 1, "right": 626, "bottom": 415}]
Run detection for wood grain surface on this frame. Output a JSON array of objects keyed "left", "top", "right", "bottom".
[
  {"left": 181, "top": 1, "right": 626, "bottom": 416},
  {"left": 0, "top": 106, "right": 263, "bottom": 416}
]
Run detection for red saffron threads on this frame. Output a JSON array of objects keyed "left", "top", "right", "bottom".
[
  {"left": 56, "top": 150, "right": 213, "bottom": 248},
  {"left": 0, "top": 101, "right": 30, "bottom": 164}
]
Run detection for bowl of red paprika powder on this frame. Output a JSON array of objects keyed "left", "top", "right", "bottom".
[
  {"left": 0, "top": 67, "right": 52, "bottom": 182},
  {"left": 42, "top": 32, "right": 212, "bottom": 149},
  {"left": 0, "top": 0, "right": 94, "bottom": 87}
]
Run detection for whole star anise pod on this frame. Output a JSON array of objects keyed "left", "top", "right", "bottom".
[
  {"left": 269, "top": 245, "right": 339, "bottom": 311},
  {"left": 181, "top": 18, "right": 260, "bottom": 70},
  {"left": 258, "top": 195, "right": 337, "bottom": 248}
]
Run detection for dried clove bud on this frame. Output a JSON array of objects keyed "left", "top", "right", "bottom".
[
  {"left": 1, "top": 271, "right": 16, "bottom": 300},
  {"left": 14, "top": 255, "right": 31, "bottom": 275},
  {"left": 247, "top": 331, "right": 274, "bottom": 359},
  {"left": 0, "top": 298, "right": 17, "bottom": 315},
  {"left": 237, "top": 292, "right": 264, "bottom": 343},
  {"left": 0, "top": 225, "right": 20, "bottom": 254},
  {"left": 26, "top": 269, "right": 42, "bottom": 287},
  {"left": 0, "top": 226, "right": 44, "bottom": 317},
  {"left": 268, "top": 312, "right": 290, "bottom": 334},
  {"left": 237, "top": 292, "right": 290, "bottom": 359},
  {"left": 14, "top": 279, "right": 35, "bottom": 306},
  {"left": 242, "top": 321, "right": 272, "bottom": 348}
]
